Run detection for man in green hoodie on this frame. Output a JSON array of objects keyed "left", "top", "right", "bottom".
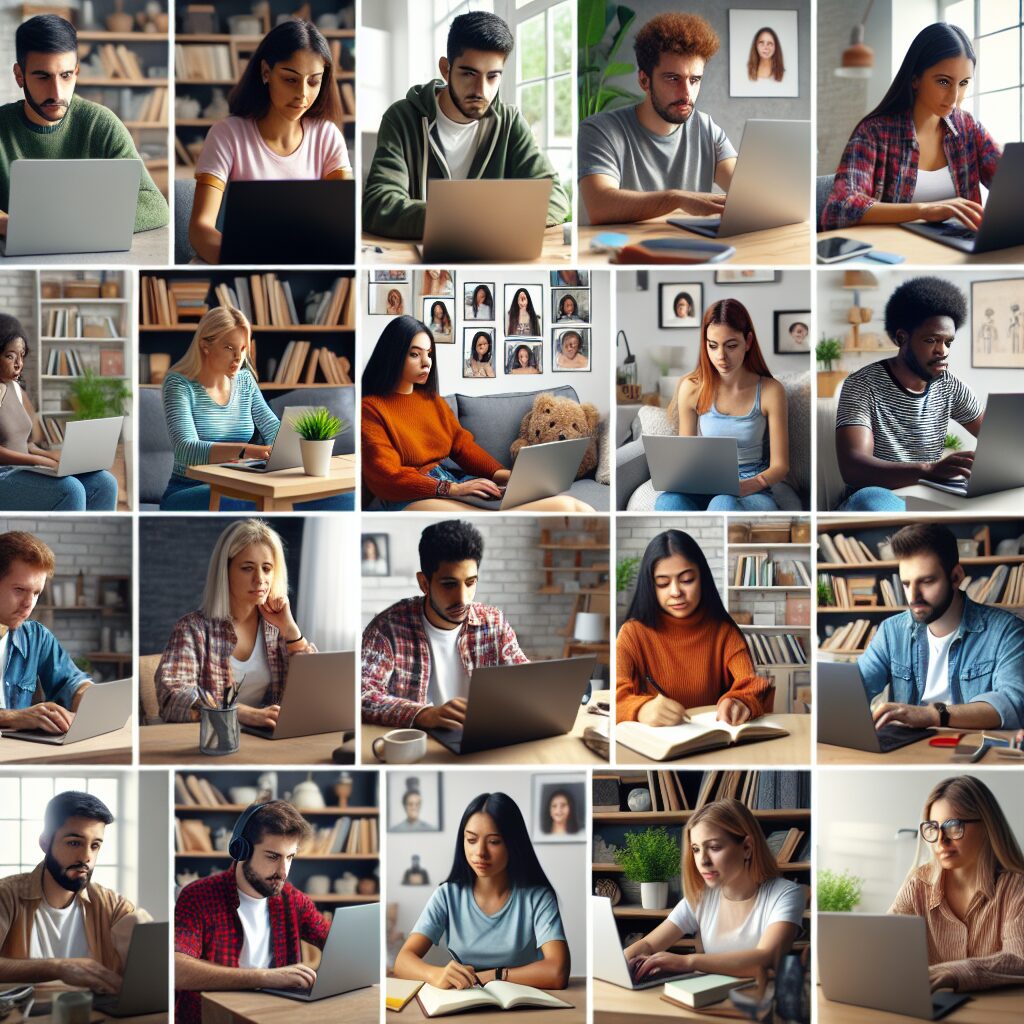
[
  {"left": 363, "top": 10, "right": 570, "bottom": 239},
  {"left": 0, "top": 14, "right": 169, "bottom": 238}
]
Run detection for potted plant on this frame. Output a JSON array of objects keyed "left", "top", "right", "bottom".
[
  {"left": 816, "top": 337, "right": 846, "bottom": 399},
  {"left": 290, "top": 408, "right": 346, "bottom": 477},
  {"left": 613, "top": 826, "right": 680, "bottom": 910},
  {"left": 616, "top": 555, "right": 641, "bottom": 594},
  {"left": 579, "top": 1, "right": 641, "bottom": 119},
  {"left": 816, "top": 579, "right": 835, "bottom": 608},
  {"left": 67, "top": 369, "right": 131, "bottom": 420},
  {"left": 816, "top": 868, "right": 864, "bottom": 912}
]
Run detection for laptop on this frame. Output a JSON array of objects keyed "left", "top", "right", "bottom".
[
  {"left": 669, "top": 120, "right": 811, "bottom": 238},
  {"left": 643, "top": 435, "right": 741, "bottom": 496},
  {"left": 219, "top": 180, "right": 355, "bottom": 265},
  {"left": 2, "top": 678, "right": 131, "bottom": 745},
  {"left": 817, "top": 662, "right": 933, "bottom": 753},
  {"left": 24, "top": 417, "right": 123, "bottom": 478},
  {"left": 4, "top": 159, "right": 142, "bottom": 257},
  {"left": 819, "top": 914, "right": 970, "bottom": 1019},
  {"left": 902, "top": 142, "right": 1024, "bottom": 253},
  {"left": 918, "top": 394, "right": 1024, "bottom": 497},
  {"left": 417, "top": 179, "right": 553, "bottom": 262},
  {"left": 429, "top": 656, "right": 596, "bottom": 755},
  {"left": 262, "top": 902, "right": 379, "bottom": 1001},
  {"left": 221, "top": 407, "right": 312, "bottom": 473},
  {"left": 93, "top": 922, "right": 168, "bottom": 1018},
  {"left": 455, "top": 437, "right": 590, "bottom": 510},
  {"left": 240, "top": 651, "right": 354, "bottom": 740}
]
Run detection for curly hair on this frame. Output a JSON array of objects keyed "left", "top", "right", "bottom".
[
  {"left": 419, "top": 520, "right": 484, "bottom": 578},
  {"left": 884, "top": 276, "right": 967, "bottom": 342},
  {"left": 634, "top": 13, "right": 720, "bottom": 76}
]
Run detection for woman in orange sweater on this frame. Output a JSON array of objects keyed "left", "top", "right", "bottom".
[
  {"left": 361, "top": 315, "right": 593, "bottom": 512},
  {"left": 617, "top": 529, "right": 772, "bottom": 726}
]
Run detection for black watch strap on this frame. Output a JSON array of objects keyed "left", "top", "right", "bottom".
[{"left": 933, "top": 702, "right": 950, "bottom": 727}]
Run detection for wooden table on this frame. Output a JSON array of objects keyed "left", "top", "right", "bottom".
[
  {"left": 360, "top": 226, "right": 571, "bottom": 264},
  {"left": 398, "top": 979, "right": 586, "bottom": 1024},
  {"left": 578, "top": 218, "right": 810, "bottom": 265},
  {"left": 140, "top": 723, "right": 354, "bottom": 765},
  {"left": 594, "top": 978, "right": 744, "bottom": 1023},
  {"left": 186, "top": 454, "right": 356, "bottom": 511},
  {"left": 202, "top": 985, "right": 378, "bottom": 1024},
  {"left": 817, "top": 224, "right": 1024, "bottom": 265},
  {"left": 895, "top": 483, "right": 1024, "bottom": 513},
  {"left": 1, "top": 225, "right": 170, "bottom": 265},
  {"left": 0, "top": 720, "right": 131, "bottom": 764},
  {"left": 818, "top": 728, "right": 1018, "bottom": 765},
  {"left": 3, "top": 981, "right": 165, "bottom": 1023},
  {"left": 817, "top": 985, "right": 1024, "bottom": 1023}
]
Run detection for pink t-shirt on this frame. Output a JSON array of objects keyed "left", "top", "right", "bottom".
[{"left": 194, "top": 115, "right": 351, "bottom": 183}]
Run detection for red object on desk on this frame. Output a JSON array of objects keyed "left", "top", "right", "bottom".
[{"left": 928, "top": 734, "right": 965, "bottom": 747}]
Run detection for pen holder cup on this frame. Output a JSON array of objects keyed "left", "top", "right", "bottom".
[{"left": 199, "top": 705, "right": 240, "bottom": 756}]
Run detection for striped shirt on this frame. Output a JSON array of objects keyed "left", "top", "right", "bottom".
[
  {"left": 890, "top": 864, "right": 1024, "bottom": 992},
  {"left": 836, "top": 361, "right": 981, "bottom": 463},
  {"left": 162, "top": 370, "right": 279, "bottom": 479}
]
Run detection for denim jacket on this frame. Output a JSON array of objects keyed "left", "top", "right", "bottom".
[
  {"left": 1, "top": 620, "right": 89, "bottom": 710},
  {"left": 858, "top": 595, "right": 1024, "bottom": 728}
]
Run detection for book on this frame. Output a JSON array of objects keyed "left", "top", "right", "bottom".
[
  {"left": 662, "top": 975, "right": 752, "bottom": 1009},
  {"left": 386, "top": 978, "right": 423, "bottom": 1012},
  {"left": 416, "top": 981, "right": 572, "bottom": 1018},
  {"left": 616, "top": 712, "right": 790, "bottom": 762}
]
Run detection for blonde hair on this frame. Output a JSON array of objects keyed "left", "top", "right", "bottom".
[
  {"left": 683, "top": 798, "right": 780, "bottom": 907},
  {"left": 201, "top": 520, "right": 288, "bottom": 621},
  {"left": 169, "top": 306, "right": 254, "bottom": 380}
]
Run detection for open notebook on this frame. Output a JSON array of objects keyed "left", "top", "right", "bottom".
[
  {"left": 417, "top": 981, "right": 573, "bottom": 1017},
  {"left": 617, "top": 711, "right": 789, "bottom": 761}
]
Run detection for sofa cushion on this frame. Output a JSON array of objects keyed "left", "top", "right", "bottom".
[
  {"left": 138, "top": 386, "right": 174, "bottom": 505},
  {"left": 269, "top": 384, "right": 355, "bottom": 455}
]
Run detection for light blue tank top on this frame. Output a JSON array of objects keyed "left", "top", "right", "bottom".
[{"left": 698, "top": 378, "right": 767, "bottom": 468}]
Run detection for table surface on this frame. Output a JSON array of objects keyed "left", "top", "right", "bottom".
[
  {"left": 895, "top": 483, "right": 1024, "bottom": 513},
  {"left": 186, "top": 454, "right": 356, "bottom": 510},
  {"left": 1, "top": 225, "right": 169, "bottom": 265},
  {"left": 140, "top": 723, "right": 352, "bottom": 765},
  {"left": 817, "top": 224, "right": 1024, "bottom": 265},
  {"left": 361, "top": 226, "right": 571, "bottom": 265},
  {"left": 594, "top": 978, "right": 743, "bottom": 1022},
  {"left": 817, "top": 728, "right": 1018, "bottom": 765},
  {"left": 3, "top": 981, "right": 166, "bottom": 1024},
  {"left": 398, "top": 979, "right": 586, "bottom": 1024},
  {"left": 817, "top": 984, "right": 1024, "bottom": 1023},
  {"left": 201, "top": 984, "right": 379, "bottom": 1024},
  {"left": 0, "top": 719, "right": 131, "bottom": 765},
  {"left": 578, "top": 217, "right": 810, "bottom": 266}
]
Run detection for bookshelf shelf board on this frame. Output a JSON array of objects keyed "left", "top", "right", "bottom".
[
  {"left": 731, "top": 543, "right": 810, "bottom": 551},
  {"left": 78, "top": 77, "right": 169, "bottom": 86},
  {"left": 738, "top": 624, "right": 811, "bottom": 632},
  {"left": 139, "top": 324, "right": 351, "bottom": 333},
  {"left": 592, "top": 861, "right": 808, "bottom": 873},
  {"left": 728, "top": 586, "right": 808, "bottom": 592},
  {"left": 175, "top": 805, "right": 378, "bottom": 815},
  {"left": 818, "top": 556, "right": 1024, "bottom": 570},
  {"left": 594, "top": 809, "right": 809, "bottom": 825},
  {"left": 123, "top": 120, "right": 166, "bottom": 128},
  {"left": 41, "top": 298, "right": 129, "bottom": 305}
]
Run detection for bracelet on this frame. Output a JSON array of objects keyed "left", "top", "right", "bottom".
[
  {"left": 435, "top": 479, "right": 452, "bottom": 497},
  {"left": 238, "top": 447, "right": 246, "bottom": 460},
  {"left": 496, "top": 967, "right": 506, "bottom": 982},
  {"left": 286, "top": 633, "right": 304, "bottom": 644}
]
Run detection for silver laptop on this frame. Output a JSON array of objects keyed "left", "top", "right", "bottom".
[
  {"left": 418, "top": 179, "right": 553, "bottom": 262},
  {"left": 817, "top": 662, "right": 933, "bottom": 754},
  {"left": 24, "top": 416, "right": 123, "bottom": 478},
  {"left": 819, "top": 914, "right": 969, "bottom": 1019},
  {"left": 93, "top": 922, "right": 168, "bottom": 1018},
  {"left": 263, "top": 902, "right": 379, "bottom": 1001},
  {"left": 919, "top": 394, "right": 1024, "bottom": 498},
  {"left": 670, "top": 120, "right": 811, "bottom": 238},
  {"left": 4, "top": 159, "right": 142, "bottom": 256},
  {"left": 456, "top": 437, "right": 589, "bottom": 510},
  {"left": 902, "top": 142, "right": 1024, "bottom": 253},
  {"left": 222, "top": 406, "right": 313, "bottom": 473},
  {"left": 2, "top": 678, "right": 131, "bottom": 745},
  {"left": 241, "top": 651, "right": 354, "bottom": 740},
  {"left": 429, "top": 656, "right": 595, "bottom": 755},
  {"left": 644, "top": 435, "right": 740, "bottom": 496}
]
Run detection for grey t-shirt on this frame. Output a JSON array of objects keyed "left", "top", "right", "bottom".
[{"left": 577, "top": 105, "right": 736, "bottom": 224}]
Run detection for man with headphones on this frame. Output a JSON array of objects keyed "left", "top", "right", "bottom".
[{"left": 174, "top": 801, "right": 328, "bottom": 1024}]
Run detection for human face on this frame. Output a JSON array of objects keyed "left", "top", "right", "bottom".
[
  {"left": 15, "top": 51, "right": 78, "bottom": 125},
  {"left": 788, "top": 323, "right": 808, "bottom": 345},
  {"left": 562, "top": 297, "right": 576, "bottom": 316},
  {"left": 474, "top": 287, "right": 487, "bottom": 306},
  {"left": 690, "top": 820, "right": 751, "bottom": 890},
  {"left": 401, "top": 333, "right": 433, "bottom": 390},
  {"left": 474, "top": 334, "right": 490, "bottom": 358},
  {"left": 228, "top": 542, "right": 275, "bottom": 611},
  {"left": 912, "top": 56, "right": 973, "bottom": 120},
  {"left": 262, "top": 49, "right": 325, "bottom": 122},
  {"left": 0, "top": 558, "right": 47, "bottom": 630},
  {"left": 642, "top": 53, "right": 705, "bottom": 125},
  {"left": 43, "top": 816, "right": 105, "bottom": 893},
  {"left": 549, "top": 795, "right": 570, "bottom": 830},
  {"left": 652, "top": 552, "right": 702, "bottom": 619},
  {"left": 418, "top": 558, "right": 478, "bottom": 628},
  {"left": 899, "top": 551, "right": 959, "bottom": 626},
  {"left": 896, "top": 315, "right": 955, "bottom": 382},
  {"left": 756, "top": 32, "right": 776, "bottom": 61},
  {"left": 0, "top": 338, "right": 27, "bottom": 383},
  {"left": 517, "top": 290, "right": 529, "bottom": 310},
  {"left": 241, "top": 835, "right": 298, "bottom": 898},
  {"left": 517, "top": 347, "right": 531, "bottom": 368},
  {"left": 463, "top": 811, "right": 509, "bottom": 879},
  {"left": 432, "top": 303, "right": 444, "bottom": 322},
  {"left": 925, "top": 796, "right": 985, "bottom": 875},
  {"left": 562, "top": 333, "right": 580, "bottom": 358},
  {"left": 675, "top": 297, "right": 691, "bottom": 318},
  {"left": 202, "top": 326, "right": 248, "bottom": 378},
  {"left": 442, "top": 47, "right": 505, "bottom": 121},
  {"left": 404, "top": 793, "right": 422, "bottom": 822},
  {"left": 706, "top": 323, "right": 752, "bottom": 377}
]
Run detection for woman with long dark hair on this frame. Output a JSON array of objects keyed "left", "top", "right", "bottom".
[
  {"left": 821, "top": 23, "right": 1001, "bottom": 231},
  {"left": 188, "top": 19, "right": 353, "bottom": 263},
  {"left": 555, "top": 294, "right": 581, "bottom": 322},
  {"left": 428, "top": 301, "right": 452, "bottom": 336},
  {"left": 747, "top": 27, "right": 785, "bottom": 82},
  {"left": 507, "top": 288, "right": 542, "bottom": 336},
  {"left": 469, "top": 285, "right": 494, "bottom": 320},
  {"left": 394, "top": 792, "right": 570, "bottom": 990},
  {"left": 465, "top": 331, "right": 496, "bottom": 378},
  {"left": 541, "top": 790, "right": 580, "bottom": 835},
  {"left": 507, "top": 343, "right": 541, "bottom": 375},
  {"left": 616, "top": 530, "right": 773, "bottom": 727}
]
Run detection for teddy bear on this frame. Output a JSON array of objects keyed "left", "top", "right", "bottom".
[{"left": 510, "top": 392, "right": 600, "bottom": 479}]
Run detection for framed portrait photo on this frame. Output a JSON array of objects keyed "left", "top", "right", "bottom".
[
  {"left": 361, "top": 533, "right": 389, "bottom": 576},
  {"left": 463, "top": 281, "right": 496, "bottom": 321},
  {"left": 715, "top": 269, "right": 778, "bottom": 284},
  {"left": 552, "top": 327, "right": 591, "bottom": 372},
  {"left": 659, "top": 283, "right": 702, "bottom": 328},
  {"left": 367, "top": 280, "right": 411, "bottom": 316},
  {"left": 774, "top": 310, "right": 812, "bottom": 354},
  {"left": 504, "top": 338, "right": 543, "bottom": 375},
  {"left": 422, "top": 296, "right": 454, "bottom": 344},
  {"left": 388, "top": 771, "right": 442, "bottom": 833},
  {"left": 419, "top": 269, "right": 455, "bottom": 296},
  {"left": 549, "top": 270, "right": 589, "bottom": 287},
  {"left": 728, "top": 9, "right": 799, "bottom": 98},
  {"left": 552, "top": 288, "right": 590, "bottom": 324},
  {"left": 463, "top": 327, "right": 497, "bottom": 379},
  {"left": 971, "top": 278, "right": 1024, "bottom": 368},
  {"left": 531, "top": 774, "right": 586, "bottom": 843},
  {"left": 503, "top": 283, "right": 544, "bottom": 338}
]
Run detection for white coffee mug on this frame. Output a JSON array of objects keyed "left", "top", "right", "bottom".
[
  {"left": 52, "top": 991, "right": 92, "bottom": 1024},
  {"left": 371, "top": 728, "right": 427, "bottom": 764}
]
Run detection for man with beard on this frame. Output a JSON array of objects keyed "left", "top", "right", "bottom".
[
  {"left": 362, "top": 11, "right": 570, "bottom": 238},
  {"left": 174, "top": 801, "right": 326, "bottom": 1024},
  {"left": 0, "top": 14, "right": 168, "bottom": 238},
  {"left": 833, "top": 277, "right": 984, "bottom": 511},
  {"left": 0, "top": 792, "right": 148, "bottom": 991},
  {"left": 578, "top": 12, "right": 737, "bottom": 225},
  {"left": 362, "top": 519, "right": 528, "bottom": 728},
  {"left": 860, "top": 523, "right": 1024, "bottom": 732}
]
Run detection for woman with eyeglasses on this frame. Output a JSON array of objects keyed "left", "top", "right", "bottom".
[{"left": 890, "top": 776, "right": 1024, "bottom": 993}]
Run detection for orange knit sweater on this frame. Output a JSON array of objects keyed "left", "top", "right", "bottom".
[
  {"left": 616, "top": 605, "right": 774, "bottom": 722},
  {"left": 361, "top": 390, "right": 503, "bottom": 500}
]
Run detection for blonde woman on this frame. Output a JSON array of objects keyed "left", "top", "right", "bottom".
[
  {"left": 156, "top": 519, "right": 316, "bottom": 726},
  {"left": 624, "top": 798, "right": 804, "bottom": 981},
  {"left": 891, "top": 776, "right": 1024, "bottom": 993}
]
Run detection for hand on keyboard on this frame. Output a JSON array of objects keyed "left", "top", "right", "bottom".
[
  {"left": 872, "top": 701, "right": 938, "bottom": 730},
  {"left": 923, "top": 450, "right": 974, "bottom": 484},
  {"left": 918, "top": 197, "right": 983, "bottom": 231}
]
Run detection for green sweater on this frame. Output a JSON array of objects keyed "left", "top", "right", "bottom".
[
  {"left": 362, "top": 81, "right": 571, "bottom": 239},
  {"left": 0, "top": 96, "right": 169, "bottom": 232}
]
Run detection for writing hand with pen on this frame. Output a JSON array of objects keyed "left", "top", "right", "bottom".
[{"left": 434, "top": 949, "right": 484, "bottom": 990}]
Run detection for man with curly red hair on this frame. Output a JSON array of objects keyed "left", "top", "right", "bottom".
[{"left": 579, "top": 12, "right": 736, "bottom": 225}]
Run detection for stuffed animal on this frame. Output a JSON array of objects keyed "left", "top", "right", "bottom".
[{"left": 510, "top": 393, "right": 599, "bottom": 479}]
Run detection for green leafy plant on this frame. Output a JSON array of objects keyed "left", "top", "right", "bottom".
[
  {"left": 617, "top": 555, "right": 641, "bottom": 593},
  {"left": 614, "top": 827, "right": 681, "bottom": 883},
  {"left": 579, "top": 1, "right": 642, "bottom": 119},
  {"left": 72, "top": 656, "right": 93, "bottom": 673},
  {"left": 290, "top": 408, "right": 346, "bottom": 442},
  {"left": 817, "top": 579, "right": 835, "bottom": 607},
  {"left": 67, "top": 370, "right": 131, "bottom": 421},
  {"left": 944, "top": 432, "right": 963, "bottom": 451},
  {"left": 817, "top": 869, "right": 864, "bottom": 912},
  {"left": 816, "top": 338, "right": 844, "bottom": 372}
]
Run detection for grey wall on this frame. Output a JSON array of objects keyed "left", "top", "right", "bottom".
[{"left": 137, "top": 770, "right": 169, "bottom": 921}]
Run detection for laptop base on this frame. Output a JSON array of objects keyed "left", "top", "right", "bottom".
[
  {"left": 262, "top": 981, "right": 374, "bottom": 1003},
  {"left": 240, "top": 725, "right": 277, "bottom": 740},
  {"left": 669, "top": 216, "right": 722, "bottom": 238},
  {"left": 902, "top": 220, "right": 976, "bottom": 253},
  {"left": 0, "top": 729, "right": 68, "bottom": 745},
  {"left": 876, "top": 725, "right": 933, "bottom": 753},
  {"left": 931, "top": 992, "right": 971, "bottom": 1020},
  {"left": 629, "top": 969, "right": 694, "bottom": 990}
]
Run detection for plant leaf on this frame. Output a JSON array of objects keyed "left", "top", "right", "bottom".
[
  {"left": 602, "top": 61, "right": 635, "bottom": 79},
  {"left": 579, "top": 0, "right": 609, "bottom": 47},
  {"left": 606, "top": 7, "right": 637, "bottom": 61}
]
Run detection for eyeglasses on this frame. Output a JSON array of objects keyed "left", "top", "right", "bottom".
[{"left": 919, "top": 818, "right": 980, "bottom": 842}]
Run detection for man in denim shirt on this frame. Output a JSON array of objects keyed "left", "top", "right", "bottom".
[
  {"left": 0, "top": 531, "right": 90, "bottom": 736},
  {"left": 860, "top": 523, "right": 1024, "bottom": 731}
]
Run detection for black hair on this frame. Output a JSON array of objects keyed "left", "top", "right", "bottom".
[
  {"left": 446, "top": 792, "right": 555, "bottom": 893},
  {"left": 447, "top": 11, "right": 514, "bottom": 64},
  {"left": 44, "top": 791, "right": 114, "bottom": 836},
  {"left": 15, "top": 14, "right": 77, "bottom": 67},
  {"left": 509, "top": 343, "right": 538, "bottom": 371},
  {"left": 472, "top": 285, "right": 493, "bottom": 315},
  {"left": 470, "top": 331, "right": 492, "bottom": 362},
  {"left": 506, "top": 288, "right": 541, "bottom": 336},
  {"left": 884, "top": 276, "right": 967, "bottom": 343},
  {"left": 623, "top": 529, "right": 736, "bottom": 630},
  {"left": 559, "top": 294, "right": 578, "bottom": 315},
  {"left": 0, "top": 315, "right": 29, "bottom": 372},
  {"left": 673, "top": 291, "right": 695, "bottom": 315},
  {"left": 419, "top": 519, "right": 484, "bottom": 579},
  {"left": 361, "top": 315, "right": 437, "bottom": 397},
  {"left": 541, "top": 788, "right": 580, "bottom": 834},
  {"left": 788, "top": 321, "right": 809, "bottom": 333}
]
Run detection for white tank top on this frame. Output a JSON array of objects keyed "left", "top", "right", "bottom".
[{"left": 912, "top": 166, "right": 956, "bottom": 203}]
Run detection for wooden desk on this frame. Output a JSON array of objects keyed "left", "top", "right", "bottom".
[
  {"left": 595, "top": 978, "right": 733, "bottom": 1023},
  {"left": 140, "top": 723, "right": 353, "bottom": 765},
  {"left": 201, "top": 985, "right": 379, "bottom": 1024},
  {"left": 817, "top": 729, "right": 1018, "bottom": 765},
  {"left": 360, "top": 226, "right": 571, "bottom": 265},
  {"left": 186, "top": 454, "right": 356, "bottom": 511},
  {"left": 817, "top": 985, "right": 1024, "bottom": 1023},
  {"left": 895, "top": 483, "right": 1024, "bottom": 513},
  {"left": 1, "top": 225, "right": 170, "bottom": 266},
  {"left": 398, "top": 979, "right": 586, "bottom": 1024},
  {"left": 817, "top": 224, "right": 1024, "bottom": 265},
  {"left": 4, "top": 981, "right": 165, "bottom": 1024},
  {"left": 0, "top": 720, "right": 131, "bottom": 765},
  {"left": 615, "top": 713, "right": 810, "bottom": 766},
  {"left": 578, "top": 218, "right": 810, "bottom": 266}
]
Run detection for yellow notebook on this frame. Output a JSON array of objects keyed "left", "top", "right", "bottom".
[{"left": 386, "top": 978, "right": 424, "bottom": 1011}]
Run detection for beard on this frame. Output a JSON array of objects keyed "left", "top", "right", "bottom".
[
  {"left": 242, "top": 860, "right": 285, "bottom": 898},
  {"left": 23, "top": 85, "right": 68, "bottom": 123},
  {"left": 45, "top": 847, "right": 92, "bottom": 893},
  {"left": 649, "top": 86, "right": 694, "bottom": 125},
  {"left": 910, "top": 577, "right": 957, "bottom": 625},
  {"left": 447, "top": 82, "right": 489, "bottom": 121},
  {"left": 427, "top": 591, "right": 469, "bottom": 627}
]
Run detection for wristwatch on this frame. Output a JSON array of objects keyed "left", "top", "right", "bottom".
[{"left": 932, "top": 702, "right": 950, "bottom": 728}]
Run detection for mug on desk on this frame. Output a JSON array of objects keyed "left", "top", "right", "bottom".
[
  {"left": 52, "top": 991, "right": 92, "bottom": 1024},
  {"left": 371, "top": 728, "right": 427, "bottom": 764}
]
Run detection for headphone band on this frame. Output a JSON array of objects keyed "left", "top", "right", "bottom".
[{"left": 228, "top": 803, "right": 264, "bottom": 861}]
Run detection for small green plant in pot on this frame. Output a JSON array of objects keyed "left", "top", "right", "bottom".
[
  {"left": 816, "top": 338, "right": 843, "bottom": 372},
  {"left": 67, "top": 369, "right": 131, "bottom": 421},
  {"left": 290, "top": 408, "right": 346, "bottom": 477},
  {"left": 613, "top": 826, "right": 681, "bottom": 909},
  {"left": 617, "top": 555, "right": 641, "bottom": 594},
  {"left": 817, "top": 868, "right": 864, "bottom": 912}
]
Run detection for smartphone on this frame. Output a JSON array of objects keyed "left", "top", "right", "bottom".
[
  {"left": 817, "top": 236, "right": 873, "bottom": 263},
  {"left": 951, "top": 741, "right": 988, "bottom": 763}
]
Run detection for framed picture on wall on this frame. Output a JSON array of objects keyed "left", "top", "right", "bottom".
[
  {"left": 388, "top": 772, "right": 442, "bottom": 833},
  {"left": 531, "top": 773, "right": 586, "bottom": 843},
  {"left": 552, "top": 288, "right": 590, "bottom": 323},
  {"left": 715, "top": 270, "right": 778, "bottom": 284},
  {"left": 971, "top": 278, "right": 1024, "bottom": 368},
  {"left": 774, "top": 310, "right": 812, "bottom": 354},
  {"left": 552, "top": 327, "right": 591, "bottom": 371},
  {"left": 505, "top": 338, "right": 543, "bottom": 375},
  {"left": 463, "top": 327, "right": 497, "bottom": 378},
  {"left": 550, "top": 270, "right": 589, "bottom": 287},
  {"left": 463, "top": 281, "right": 496, "bottom": 321},
  {"left": 659, "top": 283, "right": 702, "bottom": 328},
  {"left": 361, "top": 533, "right": 389, "bottom": 576},
  {"left": 728, "top": 9, "right": 799, "bottom": 98},
  {"left": 503, "top": 284, "right": 544, "bottom": 337},
  {"left": 419, "top": 269, "right": 455, "bottom": 296},
  {"left": 371, "top": 270, "right": 408, "bottom": 283},
  {"left": 367, "top": 281, "right": 411, "bottom": 315},
  {"left": 422, "top": 296, "right": 454, "bottom": 344}
]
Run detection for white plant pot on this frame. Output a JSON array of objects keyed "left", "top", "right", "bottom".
[
  {"left": 640, "top": 881, "right": 669, "bottom": 910},
  {"left": 299, "top": 438, "right": 334, "bottom": 477}
]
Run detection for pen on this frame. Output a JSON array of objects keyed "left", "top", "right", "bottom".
[
  {"left": 448, "top": 948, "right": 483, "bottom": 988},
  {"left": 644, "top": 674, "right": 691, "bottom": 722}
]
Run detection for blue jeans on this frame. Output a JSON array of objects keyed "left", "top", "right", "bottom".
[
  {"left": 837, "top": 486, "right": 906, "bottom": 512},
  {"left": 654, "top": 462, "right": 778, "bottom": 512},
  {"left": 159, "top": 475, "right": 354, "bottom": 511},
  {"left": 0, "top": 468, "right": 117, "bottom": 511},
  {"left": 377, "top": 465, "right": 464, "bottom": 512}
]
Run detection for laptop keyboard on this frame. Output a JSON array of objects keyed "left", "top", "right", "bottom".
[
  {"left": 877, "top": 725, "right": 933, "bottom": 752},
  {"left": 939, "top": 221, "right": 977, "bottom": 239}
]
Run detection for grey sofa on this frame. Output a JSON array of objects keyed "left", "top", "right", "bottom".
[{"left": 175, "top": 178, "right": 228, "bottom": 264}]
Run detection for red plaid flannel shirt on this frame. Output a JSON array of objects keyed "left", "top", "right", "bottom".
[
  {"left": 174, "top": 869, "right": 328, "bottom": 1024},
  {"left": 821, "top": 109, "right": 1002, "bottom": 230},
  {"left": 361, "top": 596, "right": 528, "bottom": 726}
]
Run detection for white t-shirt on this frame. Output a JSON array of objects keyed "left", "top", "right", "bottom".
[
  {"left": 435, "top": 103, "right": 481, "bottom": 180},
  {"left": 422, "top": 614, "right": 470, "bottom": 707},
  {"left": 911, "top": 166, "right": 956, "bottom": 203},
  {"left": 237, "top": 889, "right": 272, "bottom": 969},
  {"left": 922, "top": 627, "right": 957, "bottom": 704},
  {"left": 0, "top": 630, "right": 9, "bottom": 709},
  {"left": 29, "top": 897, "right": 90, "bottom": 960},
  {"left": 229, "top": 628, "right": 272, "bottom": 706},
  {"left": 667, "top": 877, "right": 804, "bottom": 953}
]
